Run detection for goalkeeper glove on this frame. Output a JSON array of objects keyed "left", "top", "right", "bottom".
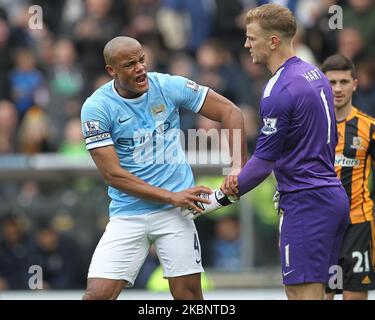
[{"left": 181, "top": 189, "right": 238, "bottom": 220}]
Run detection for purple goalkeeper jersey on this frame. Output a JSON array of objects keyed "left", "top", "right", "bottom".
[{"left": 254, "top": 56, "right": 341, "bottom": 193}]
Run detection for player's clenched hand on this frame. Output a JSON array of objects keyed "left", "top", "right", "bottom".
[
  {"left": 181, "top": 189, "right": 238, "bottom": 220},
  {"left": 168, "top": 186, "right": 212, "bottom": 213},
  {"left": 220, "top": 168, "right": 241, "bottom": 197}
]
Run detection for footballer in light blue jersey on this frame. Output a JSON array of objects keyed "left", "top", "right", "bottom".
[
  {"left": 81, "top": 72, "right": 208, "bottom": 217},
  {"left": 81, "top": 36, "right": 246, "bottom": 300}
]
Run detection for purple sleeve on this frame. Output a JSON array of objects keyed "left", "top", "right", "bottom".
[
  {"left": 237, "top": 156, "right": 275, "bottom": 196},
  {"left": 254, "top": 84, "right": 294, "bottom": 161}
]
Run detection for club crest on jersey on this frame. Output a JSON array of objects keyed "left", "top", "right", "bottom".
[
  {"left": 83, "top": 121, "right": 101, "bottom": 135},
  {"left": 186, "top": 80, "right": 200, "bottom": 92},
  {"left": 350, "top": 136, "right": 362, "bottom": 150},
  {"left": 151, "top": 104, "right": 165, "bottom": 116},
  {"left": 261, "top": 118, "right": 277, "bottom": 135}
]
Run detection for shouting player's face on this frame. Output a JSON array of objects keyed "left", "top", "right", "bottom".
[
  {"left": 106, "top": 43, "right": 148, "bottom": 98},
  {"left": 325, "top": 70, "right": 357, "bottom": 110},
  {"left": 244, "top": 22, "right": 271, "bottom": 66}
]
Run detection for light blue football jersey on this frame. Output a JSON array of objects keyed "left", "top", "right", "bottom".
[{"left": 81, "top": 72, "right": 209, "bottom": 217}]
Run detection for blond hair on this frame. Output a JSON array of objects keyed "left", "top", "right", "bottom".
[{"left": 246, "top": 4, "right": 296, "bottom": 40}]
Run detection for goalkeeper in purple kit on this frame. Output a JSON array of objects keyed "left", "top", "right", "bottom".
[{"left": 186, "top": 4, "right": 349, "bottom": 300}]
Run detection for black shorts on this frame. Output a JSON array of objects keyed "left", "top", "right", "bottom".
[{"left": 326, "top": 220, "right": 375, "bottom": 293}]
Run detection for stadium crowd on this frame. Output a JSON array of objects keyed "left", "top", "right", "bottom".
[{"left": 0, "top": 0, "right": 374, "bottom": 290}]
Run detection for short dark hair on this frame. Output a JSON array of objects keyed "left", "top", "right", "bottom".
[{"left": 321, "top": 54, "right": 357, "bottom": 79}]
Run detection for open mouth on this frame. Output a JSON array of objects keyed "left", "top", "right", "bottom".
[{"left": 135, "top": 74, "right": 147, "bottom": 86}]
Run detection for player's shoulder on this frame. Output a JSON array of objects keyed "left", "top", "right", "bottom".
[
  {"left": 283, "top": 58, "right": 324, "bottom": 84},
  {"left": 283, "top": 58, "right": 328, "bottom": 94},
  {"left": 149, "top": 72, "right": 198, "bottom": 96},
  {"left": 263, "top": 57, "right": 306, "bottom": 96},
  {"left": 81, "top": 80, "right": 114, "bottom": 114},
  {"left": 355, "top": 107, "right": 375, "bottom": 125},
  {"left": 148, "top": 71, "right": 186, "bottom": 86},
  {"left": 84, "top": 80, "right": 113, "bottom": 104},
  {"left": 262, "top": 66, "right": 287, "bottom": 99}
]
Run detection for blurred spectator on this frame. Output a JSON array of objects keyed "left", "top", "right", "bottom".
[
  {"left": 29, "top": 218, "right": 80, "bottom": 289},
  {"left": 196, "top": 39, "right": 249, "bottom": 105},
  {"left": 6, "top": 4, "right": 36, "bottom": 48},
  {"left": 337, "top": 27, "right": 365, "bottom": 63},
  {"left": 142, "top": 42, "right": 168, "bottom": 72},
  {"left": 70, "top": 0, "right": 121, "bottom": 86},
  {"left": 0, "top": 15, "right": 11, "bottom": 100},
  {"left": 58, "top": 117, "right": 88, "bottom": 158},
  {"left": 156, "top": 3, "right": 187, "bottom": 52},
  {"left": 0, "top": 100, "right": 18, "bottom": 153},
  {"left": 239, "top": 48, "right": 268, "bottom": 106},
  {"left": 296, "top": 0, "right": 324, "bottom": 28},
  {"left": 353, "top": 58, "right": 375, "bottom": 117},
  {"left": 159, "top": 0, "right": 214, "bottom": 54},
  {"left": 293, "top": 24, "right": 317, "bottom": 65},
  {"left": 303, "top": 0, "right": 339, "bottom": 63},
  {"left": 9, "top": 48, "right": 47, "bottom": 117},
  {"left": 167, "top": 53, "right": 198, "bottom": 135},
  {"left": 168, "top": 53, "right": 197, "bottom": 78},
  {"left": 211, "top": 0, "right": 246, "bottom": 55},
  {"left": 343, "top": 0, "right": 375, "bottom": 56},
  {"left": 92, "top": 74, "right": 111, "bottom": 91},
  {"left": 46, "top": 38, "right": 83, "bottom": 144},
  {"left": 17, "top": 107, "right": 54, "bottom": 154},
  {"left": 60, "top": 0, "right": 85, "bottom": 31},
  {"left": 17, "top": 181, "right": 42, "bottom": 209},
  {"left": 33, "top": 26, "right": 56, "bottom": 70},
  {"left": 0, "top": 1, "right": 28, "bottom": 24},
  {"left": 0, "top": 215, "right": 32, "bottom": 290},
  {"left": 49, "top": 39, "right": 83, "bottom": 97},
  {"left": 127, "top": 0, "right": 160, "bottom": 43},
  {"left": 32, "top": 0, "right": 66, "bottom": 34},
  {"left": 210, "top": 215, "right": 244, "bottom": 271}
]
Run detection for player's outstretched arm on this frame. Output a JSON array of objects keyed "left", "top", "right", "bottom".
[
  {"left": 221, "top": 155, "right": 275, "bottom": 197},
  {"left": 89, "top": 145, "right": 211, "bottom": 213}
]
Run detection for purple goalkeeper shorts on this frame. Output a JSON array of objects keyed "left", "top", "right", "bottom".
[{"left": 279, "top": 186, "right": 349, "bottom": 285}]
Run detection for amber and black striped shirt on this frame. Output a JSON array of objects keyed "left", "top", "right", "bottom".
[{"left": 335, "top": 107, "right": 375, "bottom": 224}]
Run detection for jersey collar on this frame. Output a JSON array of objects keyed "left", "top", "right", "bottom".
[
  {"left": 338, "top": 107, "right": 357, "bottom": 123},
  {"left": 111, "top": 80, "right": 147, "bottom": 102},
  {"left": 345, "top": 107, "right": 357, "bottom": 122},
  {"left": 275, "top": 56, "right": 300, "bottom": 74}
]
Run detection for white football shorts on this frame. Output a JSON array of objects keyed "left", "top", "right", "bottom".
[{"left": 87, "top": 208, "right": 204, "bottom": 287}]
